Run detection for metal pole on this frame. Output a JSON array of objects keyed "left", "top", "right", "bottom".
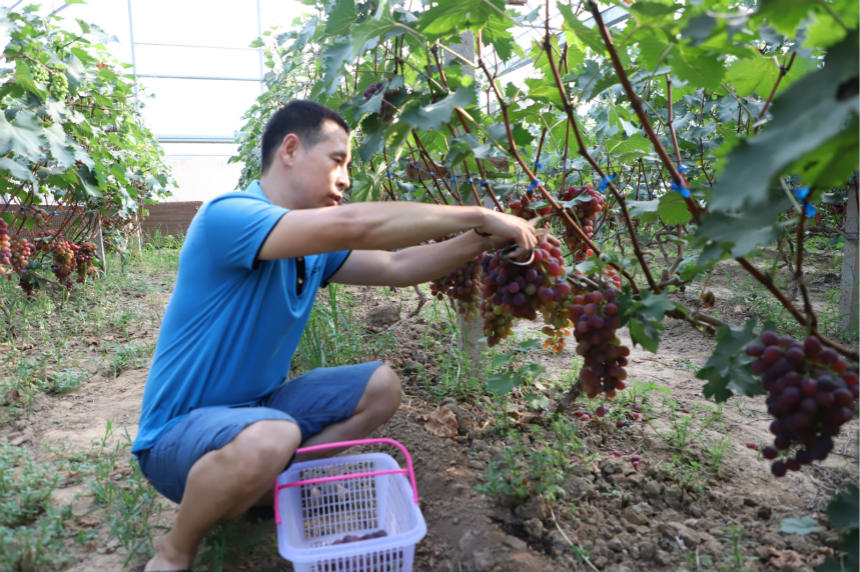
[{"left": 127, "top": 0, "right": 139, "bottom": 101}]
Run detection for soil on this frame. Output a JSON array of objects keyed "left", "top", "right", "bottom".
[{"left": 1, "top": 260, "right": 857, "bottom": 572}]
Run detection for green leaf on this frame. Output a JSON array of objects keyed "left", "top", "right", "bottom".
[
  {"left": 488, "top": 371, "right": 519, "bottom": 395},
  {"left": 756, "top": 0, "right": 817, "bottom": 36},
  {"left": 817, "top": 528, "right": 858, "bottom": 572},
  {"left": 400, "top": 85, "right": 476, "bottom": 131},
  {"left": 324, "top": 0, "right": 356, "bottom": 36},
  {"left": 710, "top": 33, "right": 858, "bottom": 212},
  {"left": 0, "top": 111, "right": 43, "bottom": 160},
  {"left": 628, "top": 199, "right": 660, "bottom": 217},
  {"left": 781, "top": 517, "right": 824, "bottom": 536},
  {"left": 682, "top": 14, "right": 717, "bottom": 44},
  {"left": 0, "top": 157, "right": 34, "bottom": 181},
  {"left": 696, "top": 318, "right": 762, "bottom": 402},
  {"left": 668, "top": 44, "right": 724, "bottom": 92},
  {"left": 320, "top": 39, "right": 353, "bottom": 95},
  {"left": 416, "top": 0, "right": 506, "bottom": 38},
  {"left": 658, "top": 190, "right": 692, "bottom": 225},
  {"left": 618, "top": 291, "right": 673, "bottom": 353},
  {"left": 725, "top": 53, "right": 780, "bottom": 98},
  {"left": 696, "top": 188, "right": 790, "bottom": 259},
  {"left": 827, "top": 485, "right": 859, "bottom": 532},
  {"left": 558, "top": 3, "right": 605, "bottom": 54}
]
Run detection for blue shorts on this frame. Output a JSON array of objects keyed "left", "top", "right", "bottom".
[{"left": 137, "top": 361, "right": 383, "bottom": 503}]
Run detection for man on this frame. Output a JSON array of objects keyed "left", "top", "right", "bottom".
[{"left": 134, "top": 99, "right": 538, "bottom": 571}]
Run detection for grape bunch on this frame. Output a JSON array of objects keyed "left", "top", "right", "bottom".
[
  {"left": 479, "top": 240, "right": 573, "bottom": 349},
  {"left": 362, "top": 78, "right": 397, "bottom": 121},
  {"left": 75, "top": 241, "right": 98, "bottom": 283},
  {"left": 0, "top": 219, "right": 11, "bottom": 273},
  {"left": 508, "top": 189, "right": 550, "bottom": 220},
  {"left": 50, "top": 240, "right": 78, "bottom": 286},
  {"left": 10, "top": 237, "right": 33, "bottom": 274},
  {"left": 31, "top": 64, "right": 50, "bottom": 85},
  {"left": 362, "top": 81, "right": 386, "bottom": 100},
  {"left": 49, "top": 71, "right": 68, "bottom": 100},
  {"left": 569, "top": 289, "right": 630, "bottom": 398},
  {"left": 746, "top": 331, "right": 858, "bottom": 476},
  {"left": 430, "top": 257, "right": 481, "bottom": 320},
  {"left": 560, "top": 184, "right": 604, "bottom": 255}
]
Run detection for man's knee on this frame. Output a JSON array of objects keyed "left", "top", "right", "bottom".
[
  {"left": 366, "top": 364, "right": 401, "bottom": 415},
  {"left": 225, "top": 420, "right": 301, "bottom": 477}
]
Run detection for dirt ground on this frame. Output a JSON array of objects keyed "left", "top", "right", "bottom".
[{"left": 1, "top": 262, "right": 858, "bottom": 572}]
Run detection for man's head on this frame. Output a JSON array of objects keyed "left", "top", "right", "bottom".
[
  {"left": 261, "top": 100, "right": 350, "bottom": 174},
  {"left": 260, "top": 100, "right": 352, "bottom": 209}
]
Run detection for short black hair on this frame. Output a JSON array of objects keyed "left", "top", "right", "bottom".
[{"left": 260, "top": 100, "right": 350, "bottom": 173}]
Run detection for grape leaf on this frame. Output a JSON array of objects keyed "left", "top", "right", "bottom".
[
  {"left": 487, "top": 371, "right": 518, "bottom": 395},
  {"left": 400, "top": 85, "right": 476, "bottom": 131},
  {"left": 0, "top": 111, "right": 43, "bottom": 160},
  {"left": 558, "top": 3, "right": 605, "bottom": 54},
  {"left": 827, "top": 485, "right": 859, "bottom": 532},
  {"left": 618, "top": 291, "right": 673, "bottom": 353},
  {"left": 324, "top": 0, "right": 355, "bottom": 36},
  {"left": 658, "top": 191, "right": 692, "bottom": 225},
  {"left": 710, "top": 33, "right": 858, "bottom": 212},
  {"left": 725, "top": 53, "right": 780, "bottom": 98},
  {"left": 696, "top": 187, "right": 791, "bottom": 259},
  {"left": 696, "top": 318, "right": 763, "bottom": 402},
  {"left": 781, "top": 517, "right": 824, "bottom": 535},
  {"left": 668, "top": 44, "right": 724, "bottom": 92}
]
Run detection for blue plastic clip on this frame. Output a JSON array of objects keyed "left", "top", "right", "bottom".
[
  {"left": 534, "top": 161, "right": 542, "bottom": 172},
  {"left": 804, "top": 203, "right": 817, "bottom": 217},
  {"left": 670, "top": 179, "right": 691, "bottom": 199},
  {"left": 428, "top": 172, "right": 436, "bottom": 178},
  {"left": 480, "top": 179, "right": 489, "bottom": 187},
  {"left": 597, "top": 174, "right": 615, "bottom": 193},
  {"left": 52, "top": 210, "right": 57, "bottom": 216},
  {"left": 465, "top": 177, "right": 473, "bottom": 184},
  {"left": 794, "top": 187, "right": 810, "bottom": 201},
  {"left": 527, "top": 178, "right": 541, "bottom": 191},
  {"left": 678, "top": 164, "right": 689, "bottom": 175}
]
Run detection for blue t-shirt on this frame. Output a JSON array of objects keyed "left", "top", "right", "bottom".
[{"left": 132, "top": 180, "right": 350, "bottom": 454}]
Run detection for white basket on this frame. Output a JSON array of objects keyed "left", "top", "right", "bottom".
[{"left": 274, "top": 439, "right": 427, "bottom": 572}]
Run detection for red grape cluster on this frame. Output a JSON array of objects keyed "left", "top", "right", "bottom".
[
  {"left": 362, "top": 79, "right": 397, "bottom": 121},
  {"left": 569, "top": 289, "right": 630, "bottom": 398},
  {"left": 10, "top": 237, "right": 33, "bottom": 274},
  {"left": 508, "top": 189, "right": 551, "bottom": 219},
  {"left": 50, "top": 240, "right": 78, "bottom": 286},
  {"left": 747, "top": 332, "right": 858, "bottom": 476},
  {"left": 75, "top": 241, "right": 97, "bottom": 283},
  {"left": 560, "top": 184, "right": 604, "bottom": 255},
  {"left": 430, "top": 257, "right": 481, "bottom": 320},
  {"left": 0, "top": 219, "right": 11, "bottom": 272},
  {"left": 478, "top": 241, "right": 573, "bottom": 349}
]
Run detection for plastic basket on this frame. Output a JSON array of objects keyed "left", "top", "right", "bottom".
[{"left": 274, "top": 438, "right": 427, "bottom": 572}]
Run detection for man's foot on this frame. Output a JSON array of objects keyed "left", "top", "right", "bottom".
[{"left": 144, "top": 535, "right": 194, "bottom": 572}]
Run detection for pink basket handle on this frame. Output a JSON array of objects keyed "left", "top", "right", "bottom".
[{"left": 273, "top": 438, "right": 419, "bottom": 525}]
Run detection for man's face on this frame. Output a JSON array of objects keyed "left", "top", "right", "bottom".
[{"left": 289, "top": 120, "right": 351, "bottom": 209}]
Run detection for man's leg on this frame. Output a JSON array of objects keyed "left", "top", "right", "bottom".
[
  {"left": 296, "top": 363, "right": 401, "bottom": 459},
  {"left": 145, "top": 419, "right": 301, "bottom": 572}
]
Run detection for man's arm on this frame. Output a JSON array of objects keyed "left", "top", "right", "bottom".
[
  {"left": 256, "top": 201, "right": 537, "bottom": 262},
  {"left": 328, "top": 229, "right": 499, "bottom": 287}
]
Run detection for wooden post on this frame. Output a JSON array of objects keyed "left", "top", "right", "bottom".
[
  {"left": 96, "top": 219, "right": 107, "bottom": 275},
  {"left": 838, "top": 180, "right": 858, "bottom": 336}
]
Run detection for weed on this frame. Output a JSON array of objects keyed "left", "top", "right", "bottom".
[
  {"left": 87, "top": 423, "right": 163, "bottom": 566},
  {"left": 0, "top": 444, "right": 71, "bottom": 571},
  {"left": 478, "top": 416, "right": 586, "bottom": 504},
  {"left": 37, "top": 369, "right": 88, "bottom": 395},
  {"left": 100, "top": 341, "right": 155, "bottom": 378}
]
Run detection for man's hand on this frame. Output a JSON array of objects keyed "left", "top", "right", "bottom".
[
  {"left": 475, "top": 212, "right": 560, "bottom": 261},
  {"left": 474, "top": 210, "right": 541, "bottom": 260}
]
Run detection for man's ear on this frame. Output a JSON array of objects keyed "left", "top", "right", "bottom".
[{"left": 278, "top": 133, "right": 301, "bottom": 167}]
